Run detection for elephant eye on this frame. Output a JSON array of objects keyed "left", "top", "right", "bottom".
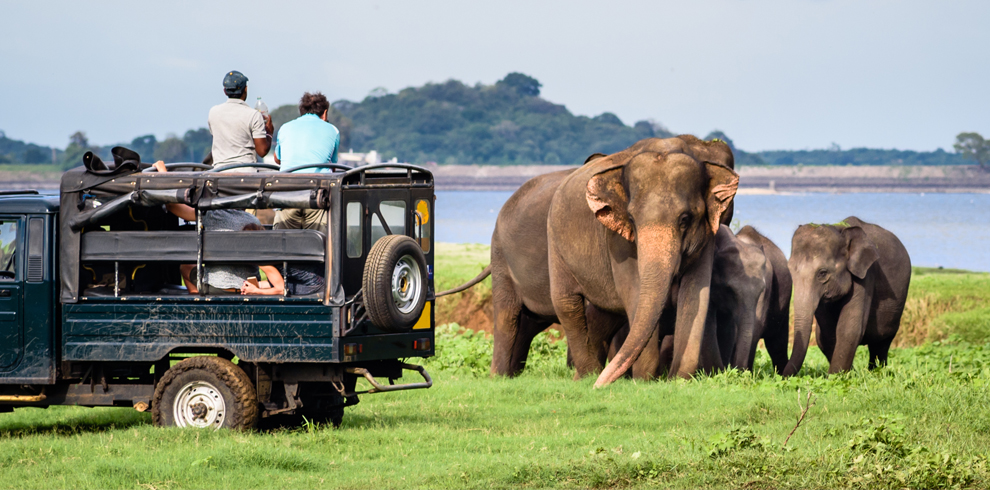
[
  {"left": 678, "top": 213, "right": 691, "bottom": 230},
  {"left": 816, "top": 269, "right": 828, "bottom": 282}
]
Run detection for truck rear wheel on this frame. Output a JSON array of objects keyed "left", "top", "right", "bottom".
[
  {"left": 363, "top": 235, "right": 428, "bottom": 332},
  {"left": 152, "top": 356, "right": 258, "bottom": 430}
]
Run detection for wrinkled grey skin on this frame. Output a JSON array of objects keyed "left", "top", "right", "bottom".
[
  {"left": 490, "top": 168, "right": 625, "bottom": 376},
  {"left": 783, "top": 216, "right": 911, "bottom": 375},
  {"left": 490, "top": 136, "right": 735, "bottom": 378},
  {"left": 735, "top": 226, "right": 792, "bottom": 373},
  {"left": 711, "top": 225, "right": 772, "bottom": 370},
  {"left": 548, "top": 148, "right": 739, "bottom": 387},
  {"left": 609, "top": 225, "right": 791, "bottom": 377}
]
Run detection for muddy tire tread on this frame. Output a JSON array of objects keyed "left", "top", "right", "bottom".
[{"left": 152, "top": 356, "right": 258, "bottom": 430}]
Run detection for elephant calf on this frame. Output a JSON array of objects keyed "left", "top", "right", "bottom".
[
  {"left": 783, "top": 216, "right": 911, "bottom": 375},
  {"left": 713, "top": 225, "right": 792, "bottom": 373}
]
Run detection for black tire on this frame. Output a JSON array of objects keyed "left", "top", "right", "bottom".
[
  {"left": 152, "top": 356, "right": 258, "bottom": 430},
  {"left": 363, "top": 234, "right": 428, "bottom": 332}
]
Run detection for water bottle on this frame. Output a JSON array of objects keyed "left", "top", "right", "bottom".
[{"left": 255, "top": 97, "right": 269, "bottom": 117}]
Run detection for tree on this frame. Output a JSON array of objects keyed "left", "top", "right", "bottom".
[
  {"left": 129, "top": 134, "right": 157, "bottom": 161},
  {"left": 954, "top": 132, "right": 989, "bottom": 170},
  {"left": 60, "top": 131, "right": 94, "bottom": 169},
  {"left": 497, "top": 73, "right": 541, "bottom": 97},
  {"left": 182, "top": 128, "right": 212, "bottom": 162},
  {"left": 153, "top": 135, "right": 189, "bottom": 163}
]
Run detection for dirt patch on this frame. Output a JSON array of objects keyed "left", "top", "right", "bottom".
[{"left": 436, "top": 288, "right": 494, "bottom": 334}]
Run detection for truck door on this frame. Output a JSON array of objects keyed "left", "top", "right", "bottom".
[{"left": 0, "top": 217, "right": 22, "bottom": 370}]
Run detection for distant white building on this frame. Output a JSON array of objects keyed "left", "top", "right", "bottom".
[
  {"left": 263, "top": 149, "right": 401, "bottom": 167},
  {"left": 339, "top": 149, "right": 404, "bottom": 167}
]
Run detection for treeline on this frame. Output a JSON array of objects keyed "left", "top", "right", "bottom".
[{"left": 0, "top": 72, "right": 975, "bottom": 168}]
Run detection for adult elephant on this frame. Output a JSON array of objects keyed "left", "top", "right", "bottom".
[
  {"left": 782, "top": 216, "right": 911, "bottom": 376},
  {"left": 486, "top": 136, "right": 735, "bottom": 378},
  {"left": 548, "top": 149, "right": 739, "bottom": 386}
]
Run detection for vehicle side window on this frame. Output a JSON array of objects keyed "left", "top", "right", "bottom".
[
  {"left": 371, "top": 201, "right": 406, "bottom": 245},
  {"left": 415, "top": 199, "right": 431, "bottom": 253},
  {"left": 346, "top": 202, "right": 363, "bottom": 258},
  {"left": 0, "top": 220, "right": 17, "bottom": 281}
]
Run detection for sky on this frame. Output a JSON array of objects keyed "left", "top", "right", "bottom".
[{"left": 1, "top": 0, "right": 987, "bottom": 153}]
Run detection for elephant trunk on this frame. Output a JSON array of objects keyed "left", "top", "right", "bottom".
[
  {"left": 594, "top": 228, "right": 678, "bottom": 387},
  {"left": 782, "top": 287, "right": 821, "bottom": 376},
  {"left": 730, "top": 311, "right": 757, "bottom": 369}
]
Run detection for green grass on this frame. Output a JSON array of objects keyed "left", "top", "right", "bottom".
[
  {"left": 898, "top": 267, "right": 990, "bottom": 346},
  {"left": 1, "top": 246, "right": 988, "bottom": 489},
  {"left": 434, "top": 242, "right": 490, "bottom": 293},
  {"left": 2, "top": 342, "right": 987, "bottom": 489}
]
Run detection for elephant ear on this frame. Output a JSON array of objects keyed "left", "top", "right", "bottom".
[
  {"left": 704, "top": 162, "right": 739, "bottom": 235},
  {"left": 843, "top": 226, "right": 879, "bottom": 279},
  {"left": 586, "top": 159, "right": 635, "bottom": 242}
]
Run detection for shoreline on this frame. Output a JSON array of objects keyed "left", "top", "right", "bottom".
[{"left": 3, "top": 164, "right": 989, "bottom": 194}]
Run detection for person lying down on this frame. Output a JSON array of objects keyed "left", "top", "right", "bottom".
[{"left": 154, "top": 160, "right": 285, "bottom": 295}]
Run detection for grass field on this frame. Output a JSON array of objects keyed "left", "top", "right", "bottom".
[{"left": 1, "top": 244, "right": 988, "bottom": 489}]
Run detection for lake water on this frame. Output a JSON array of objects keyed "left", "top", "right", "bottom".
[{"left": 435, "top": 191, "right": 990, "bottom": 272}]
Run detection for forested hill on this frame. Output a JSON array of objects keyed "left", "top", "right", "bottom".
[
  {"left": 0, "top": 72, "right": 975, "bottom": 168},
  {"left": 326, "top": 73, "right": 671, "bottom": 166}
]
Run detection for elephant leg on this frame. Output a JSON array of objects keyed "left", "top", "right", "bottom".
[
  {"left": 586, "top": 305, "right": 625, "bottom": 368},
  {"left": 658, "top": 335, "right": 674, "bottom": 376},
  {"left": 814, "top": 305, "right": 840, "bottom": 364},
  {"left": 763, "top": 307, "right": 790, "bottom": 375},
  {"left": 670, "top": 240, "right": 722, "bottom": 377},
  {"left": 605, "top": 325, "right": 633, "bottom": 379},
  {"left": 763, "top": 330, "right": 788, "bottom": 375},
  {"left": 631, "top": 327, "right": 662, "bottom": 380},
  {"left": 868, "top": 338, "right": 892, "bottom": 370},
  {"left": 491, "top": 283, "right": 534, "bottom": 376},
  {"left": 828, "top": 281, "right": 872, "bottom": 374},
  {"left": 714, "top": 310, "right": 736, "bottom": 368},
  {"left": 553, "top": 291, "right": 600, "bottom": 379}
]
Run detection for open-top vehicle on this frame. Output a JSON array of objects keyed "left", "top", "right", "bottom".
[{"left": 0, "top": 154, "right": 436, "bottom": 429}]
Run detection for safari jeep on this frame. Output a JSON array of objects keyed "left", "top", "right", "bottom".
[{"left": 0, "top": 157, "right": 436, "bottom": 429}]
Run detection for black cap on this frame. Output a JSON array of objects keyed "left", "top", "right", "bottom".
[{"left": 223, "top": 70, "right": 248, "bottom": 94}]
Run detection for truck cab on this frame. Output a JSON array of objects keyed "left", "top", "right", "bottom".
[{"left": 0, "top": 161, "right": 436, "bottom": 430}]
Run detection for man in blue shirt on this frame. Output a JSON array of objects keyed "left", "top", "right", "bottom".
[
  {"left": 273, "top": 92, "right": 340, "bottom": 230},
  {"left": 274, "top": 92, "right": 340, "bottom": 173}
]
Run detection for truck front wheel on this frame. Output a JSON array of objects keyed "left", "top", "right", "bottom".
[{"left": 152, "top": 356, "right": 259, "bottom": 430}]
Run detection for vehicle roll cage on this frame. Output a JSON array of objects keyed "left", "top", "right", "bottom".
[{"left": 58, "top": 163, "right": 434, "bottom": 304}]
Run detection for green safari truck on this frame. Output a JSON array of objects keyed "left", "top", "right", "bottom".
[{"left": 0, "top": 159, "right": 436, "bottom": 429}]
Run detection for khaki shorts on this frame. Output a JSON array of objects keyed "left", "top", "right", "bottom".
[{"left": 273, "top": 208, "right": 328, "bottom": 230}]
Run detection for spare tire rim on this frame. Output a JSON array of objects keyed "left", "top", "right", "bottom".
[
  {"left": 392, "top": 255, "right": 422, "bottom": 314},
  {"left": 173, "top": 380, "right": 226, "bottom": 429}
]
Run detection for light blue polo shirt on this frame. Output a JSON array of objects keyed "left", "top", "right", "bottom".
[{"left": 275, "top": 113, "right": 340, "bottom": 173}]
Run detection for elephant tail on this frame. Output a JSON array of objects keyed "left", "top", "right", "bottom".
[{"left": 435, "top": 265, "right": 492, "bottom": 297}]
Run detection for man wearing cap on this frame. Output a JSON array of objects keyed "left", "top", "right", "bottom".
[{"left": 207, "top": 70, "right": 274, "bottom": 170}]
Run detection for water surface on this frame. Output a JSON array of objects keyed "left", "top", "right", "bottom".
[{"left": 435, "top": 191, "right": 990, "bottom": 272}]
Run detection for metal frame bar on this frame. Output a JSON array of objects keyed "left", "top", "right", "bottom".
[{"left": 342, "top": 363, "right": 432, "bottom": 396}]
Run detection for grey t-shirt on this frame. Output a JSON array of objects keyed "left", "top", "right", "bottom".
[
  {"left": 201, "top": 210, "right": 261, "bottom": 289},
  {"left": 208, "top": 98, "right": 266, "bottom": 166}
]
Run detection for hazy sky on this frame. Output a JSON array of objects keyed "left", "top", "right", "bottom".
[{"left": 2, "top": 0, "right": 987, "bottom": 152}]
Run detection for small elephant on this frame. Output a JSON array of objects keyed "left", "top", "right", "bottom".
[
  {"left": 783, "top": 216, "right": 911, "bottom": 375},
  {"left": 733, "top": 226, "right": 792, "bottom": 374}
]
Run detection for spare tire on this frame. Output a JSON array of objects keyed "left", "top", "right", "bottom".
[{"left": 363, "top": 235, "right": 428, "bottom": 332}]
